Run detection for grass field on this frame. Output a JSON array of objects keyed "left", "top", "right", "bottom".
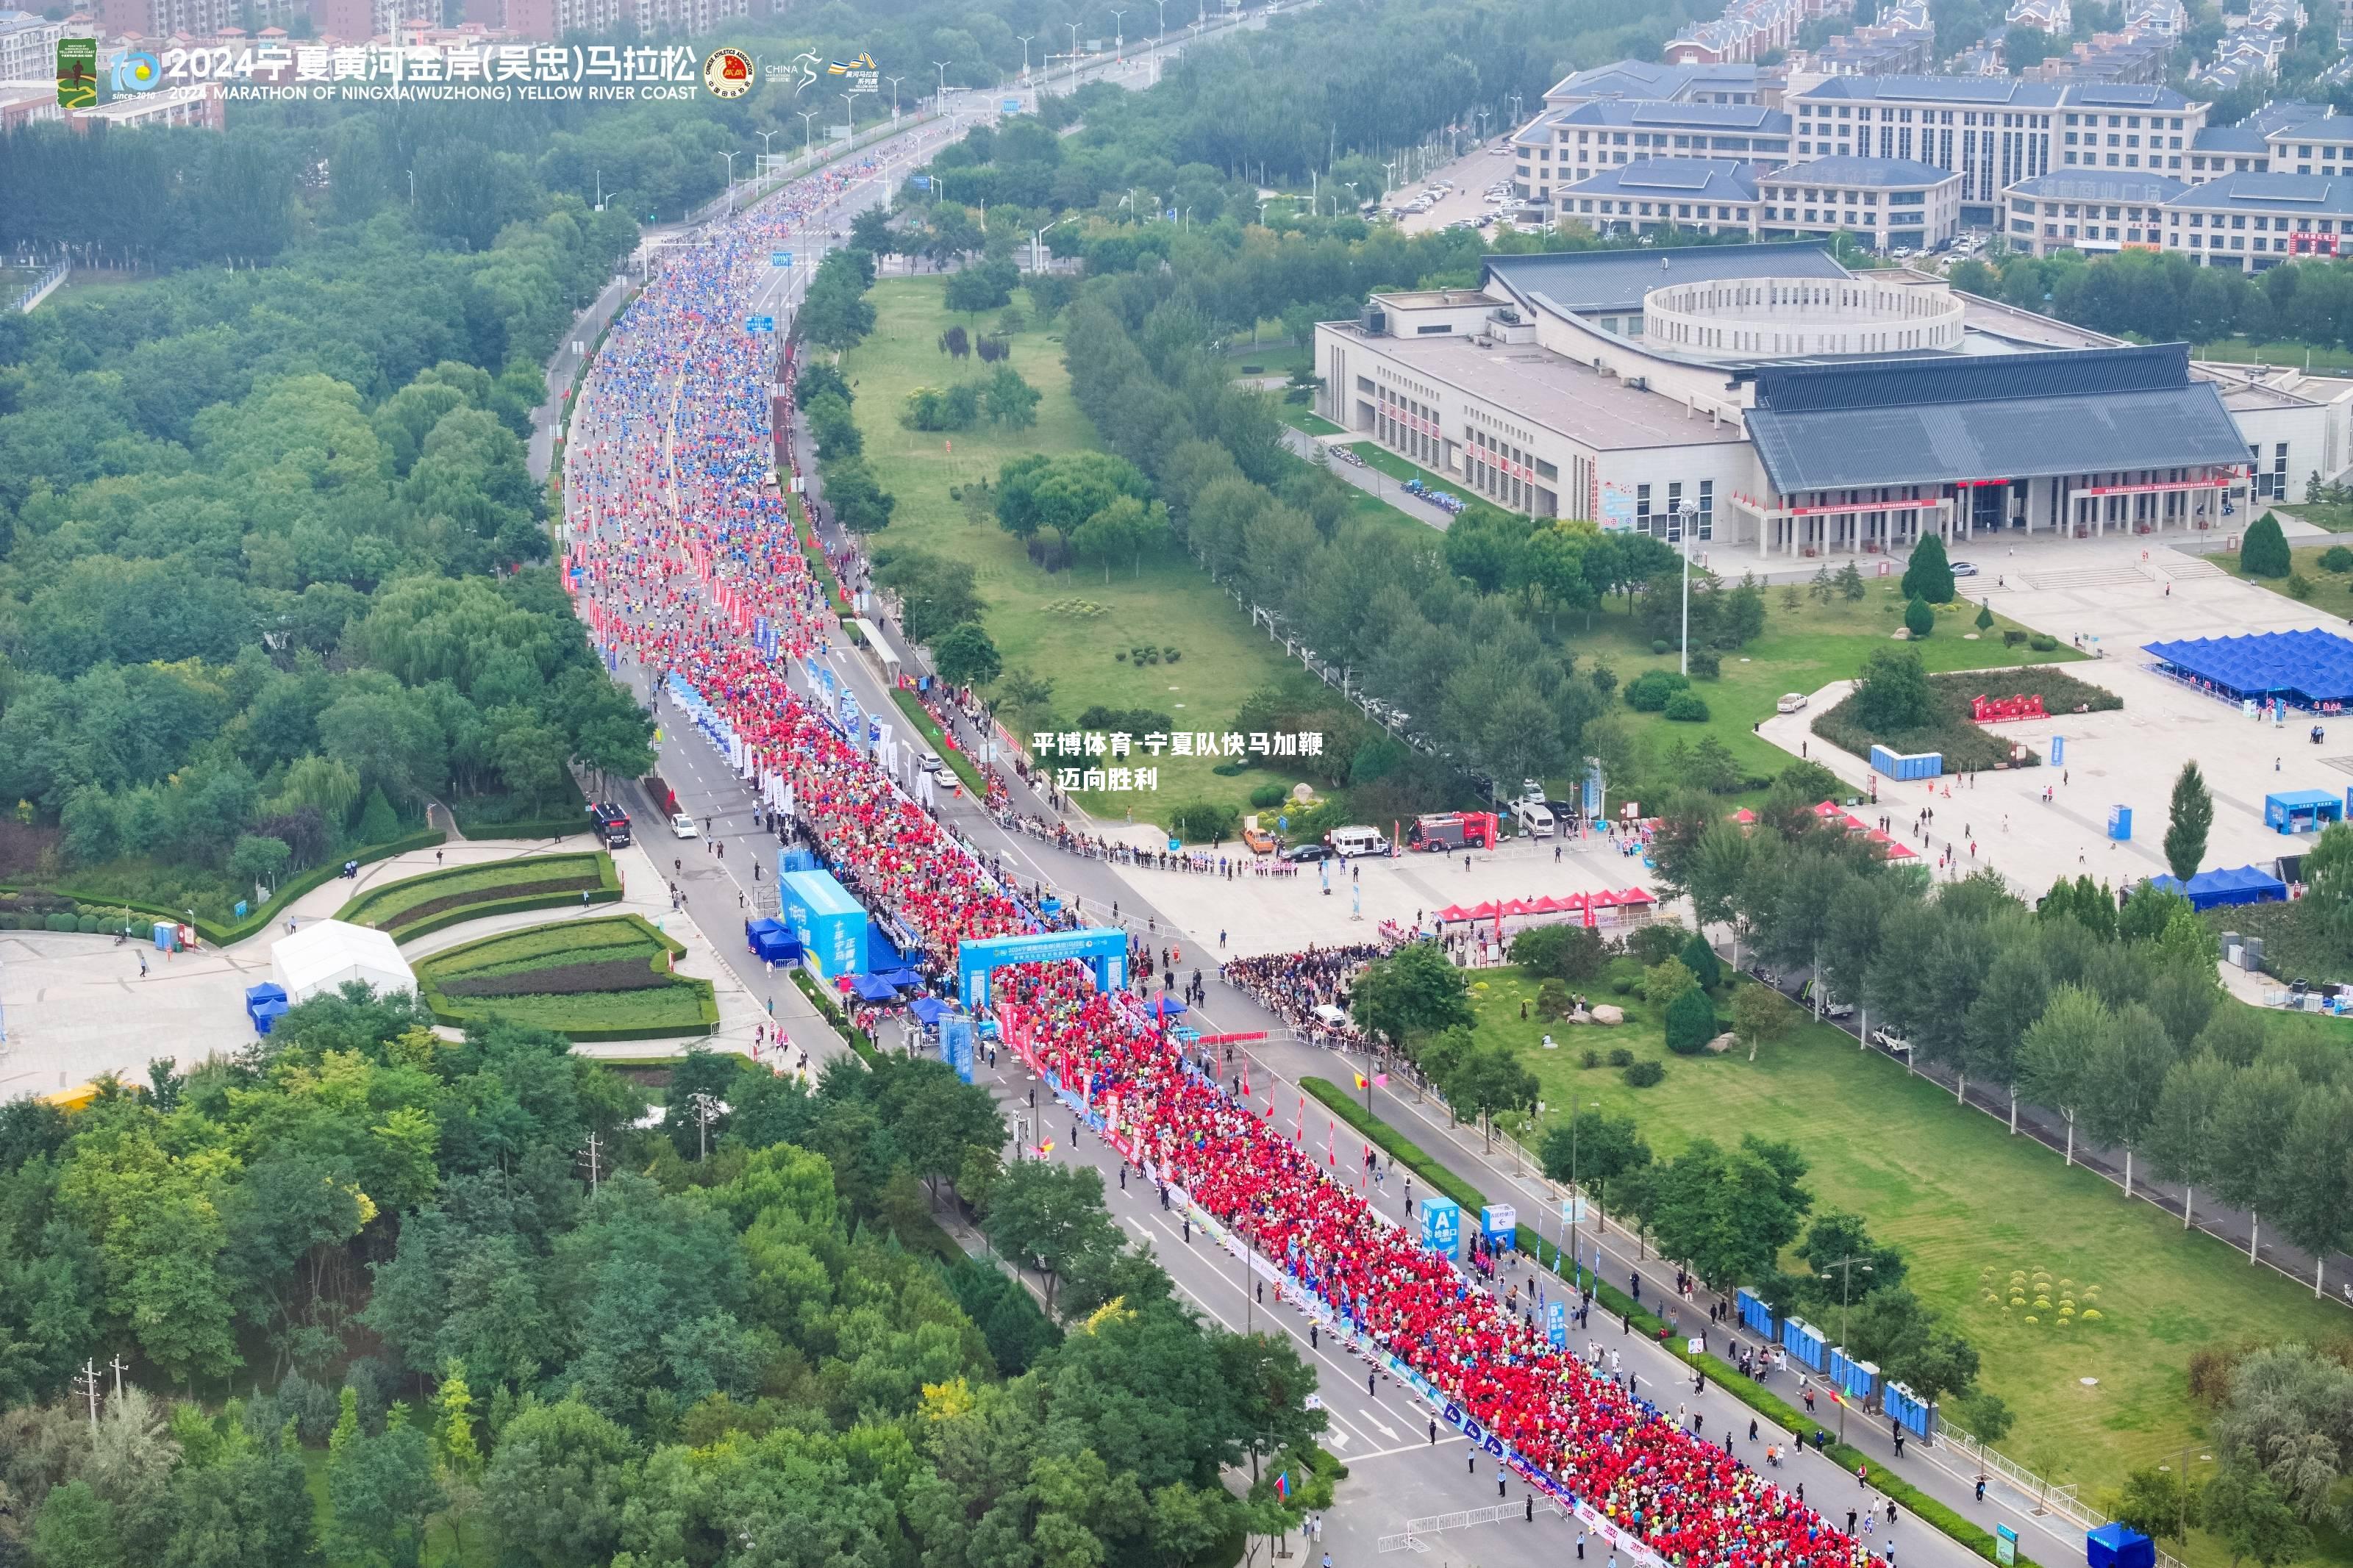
[
  {"left": 2196, "top": 336, "right": 2353, "bottom": 375},
  {"left": 1554, "top": 586, "right": 2081, "bottom": 799},
  {"left": 2213, "top": 537, "right": 2353, "bottom": 605},
  {"left": 840, "top": 278, "right": 1315, "bottom": 825},
  {"left": 1465, "top": 958, "right": 2346, "bottom": 1523},
  {"left": 1279, "top": 407, "right": 1346, "bottom": 437},
  {"left": 415, "top": 914, "right": 716, "bottom": 1039},
  {"left": 336, "top": 852, "right": 615, "bottom": 939}
]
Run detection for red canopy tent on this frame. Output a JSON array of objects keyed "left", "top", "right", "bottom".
[
  {"left": 1618, "top": 887, "right": 1657, "bottom": 906},
  {"left": 1530, "top": 895, "right": 1564, "bottom": 913},
  {"left": 1884, "top": 841, "right": 1919, "bottom": 860},
  {"left": 1502, "top": 898, "right": 1536, "bottom": 917},
  {"left": 1466, "top": 901, "right": 1499, "bottom": 920},
  {"left": 1813, "top": 800, "right": 1846, "bottom": 819},
  {"left": 1435, "top": 904, "right": 1473, "bottom": 923},
  {"left": 1732, "top": 808, "right": 1758, "bottom": 825}
]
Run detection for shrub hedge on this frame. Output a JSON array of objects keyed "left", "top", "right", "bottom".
[
  {"left": 416, "top": 915, "right": 718, "bottom": 1040},
  {"left": 336, "top": 852, "right": 619, "bottom": 941}
]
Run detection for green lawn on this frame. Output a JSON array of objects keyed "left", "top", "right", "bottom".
[
  {"left": 2213, "top": 538, "right": 2353, "bottom": 604},
  {"left": 840, "top": 278, "right": 1312, "bottom": 826},
  {"left": 1466, "top": 963, "right": 2346, "bottom": 1528},
  {"left": 2195, "top": 336, "right": 2353, "bottom": 375},
  {"left": 1347, "top": 440, "right": 1432, "bottom": 486},
  {"left": 1562, "top": 587, "right": 2082, "bottom": 800},
  {"left": 1278, "top": 407, "right": 1345, "bottom": 437}
]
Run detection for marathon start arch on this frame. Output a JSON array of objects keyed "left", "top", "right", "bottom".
[{"left": 959, "top": 928, "right": 1128, "bottom": 1009}]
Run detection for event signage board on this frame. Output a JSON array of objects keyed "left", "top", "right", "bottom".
[
  {"left": 1421, "top": 1197, "right": 1461, "bottom": 1259},
  {"left": 1480, "top": 1203, "right": 1517, "bottom": 1245}
]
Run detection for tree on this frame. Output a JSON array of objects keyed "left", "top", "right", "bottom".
[
  {"left": 1731, "top": 981, "right": 1793, "bottom": 1062},
  {"left": 1679, "top": 931, "right": 1723, "bottom": 991},
  {"left": 32, "top": 1480, "right": 122, "bottom": 1568},
  {"left": 1854, "top": 645, "right": 1933, "bottom": 731},
  {"left": 2114, "top": 1465, "right": 2203, "bottom": 1545},
  {"left": 1975, "top": 599, "right": 1995, "bottom": 631},
  {"left": 2079, "top": 1003, "right": 2179, "bottom": 1197},
  {"left": 847, "top": 203, "right": 895, "bottom": 257},
  {"left": 1438, "top": 1042, "right": 1539, "bottom": 1151},
  {"left": 2165, "top": 760, "right": 2213, "bottom": 882},
  {"left": 1836, "top": 561, "right": 1868, "bottom": 604},
  {"left": 2240, "top": 512, "right": 2292, "bottom": 579},
  {"left": 1539, "top": 1109, "right": 1652, "bottom": 1222},
  {"left": 2204, "top": 1464, "right": 2310, "bottom": 1568},
  {"left": 1625, "top": 1134, "right": 1810, "bottom": 1289},
  {"left": 1643, "top": 956, "right": 1700, "bottom": 1009},
  {"left": 1510, "top": 923, "right": 1606, "bottom": 983},
  {"left": 1664, "top": 984, "right": 1719, "bottom": 1056},
  {"left": 982, "top": 1160, "right": 1121, "bottom": 1314},
  {"left": 2019, "top": 984, "right": 2115, "bottom": 1166},
  {"left": 1903, "top": 595, "right": 1935, "bottom": 640},
  {"left": 985, "top": 363, "right": 1041, "bottom": 428},
  {"left": 821, "top": 456, "right": 896, "bottom": 534},
  {"left": 327, "top": 1396, "right": 440, "bottom": 1568},
  {"left": 1351, "top": 941, "right": 1471, "bottom": 1046},
  {"left": 480, "top": 1397, "right": 635, "bottom": 1568},
  {"left": 2146, "top": 1050, "right": 2232, "bottom": 1230},
  {"left": 931, "top": 622, "right": 1002, "bottom": 689},
  {"left": 1902, "top": 534, "right": 1956, "bottom": 604}
]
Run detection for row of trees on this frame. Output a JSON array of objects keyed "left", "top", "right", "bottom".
[
  {"left": 0, "top": 987, "right": 1332, "bottom": 1568},
  {"left": 1659, "top": 788, "right": 2353, "bottom": 1297}
]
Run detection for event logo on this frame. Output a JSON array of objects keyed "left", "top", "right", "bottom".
[
  {"left": 783, "top": 50, "right": 820, "bottom": 96},
  {"left": 111, "top": 49, "right": 160, "bottom": 93},
  {"left": 829, "top": 50, "right": 880, "bottom": 92},
  {"left": 700, "top": 46, "right": 755, "bottom": 99},
  {"left": 55, "top": 37, "right": 97, "bottom": 108}
]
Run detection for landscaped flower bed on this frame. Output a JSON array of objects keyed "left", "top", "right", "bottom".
[
  {"left": 338, "top": 852, "right": 618, "bottom": 940},
  {"left": 415, "top": 914, "right": 717, "bottom": 1040}
]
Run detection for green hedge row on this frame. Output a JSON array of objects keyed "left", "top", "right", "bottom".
[
  {"left": 1299, "top": 1079, "right": 2034, "bottom": 1568},
  {"left": 416, "top": 914, "right": 717, "bottom": 1040},
  {"left": 450, "top": 812, "right": 595, "bottom": 843},
  {"left": 0, "top": 828, "right": 446, "bottom": 948},
  {"left": 335, "top": 852, "right": 621, "bottom": 942}
]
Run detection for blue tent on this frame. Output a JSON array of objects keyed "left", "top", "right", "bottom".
[
  {"left": 744, "top": 918, "right": 801, "bottom": 964},
  {"left": 1147, "top": 995, "right": 1188, "bottom": 1019},
  {"left": 2143, "top": 629, "right": 2353, "bottom": 707},
  {"left": 849, "top": 973, "right": 902, "bottom": 1002},
  {"left": 250, "top": 998, "right": 290, "bottom": 1035},
  {"left": 2144, "top": 864, "right": 2288, "bottom": 911},
  {"left": 871, "top": 967, "right": 924, "bottom": 990},
  {"left": 909, "top": 995, "right": 951, "bottom": 1026}
]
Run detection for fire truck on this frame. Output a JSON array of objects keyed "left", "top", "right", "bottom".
[{"left": 1407, "top": 811, "right": 1499, "bottom": 852}]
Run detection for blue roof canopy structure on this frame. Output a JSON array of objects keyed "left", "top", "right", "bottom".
[
  {"left": 2143, "top": 628, "right": 2353, "bottom": 707},
  {"left": 2143, "top": 864, "right": 2288, "bottom": 910}
]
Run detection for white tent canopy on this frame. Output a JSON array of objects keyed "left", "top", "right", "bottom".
[{"left": 271, "top": 920, "right": 415, "bottom": 1003}]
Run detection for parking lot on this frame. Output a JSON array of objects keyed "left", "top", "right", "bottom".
[{"left": 1388, "top": 142, "right": 1530, "bottom": 235}]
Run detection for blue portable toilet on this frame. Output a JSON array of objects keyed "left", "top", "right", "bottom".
[
  {"left": 2088, "top": 1524, "right": 2155, "bottom": 1568},
  {"left": 1831, "top": 1347, "right": 1880, "bottom": 1406},
  {"left": 1884, "top": 1379, "right": 1935, "bottom": 1439},
  {"left": 1782, "top": 1315, "right": 1827, "bottom": 1371},
  {"left": 2107, "top": 805, "right": 2132, "bottom": 841},
  {"left": 1736, "top": 1287, "right": 1777, "bottom": 1338}
]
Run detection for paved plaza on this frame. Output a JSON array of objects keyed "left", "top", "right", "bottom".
[
  {"left": 1758, "top": 530, "right": 2353, "bottom": 906},
  {"left": 0, "top": 831, "right": 782, "bottom": 1100}
]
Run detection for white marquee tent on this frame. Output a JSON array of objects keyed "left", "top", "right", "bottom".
[{"left": 271, "top": 920, "right": 415, "bottom": 1003}]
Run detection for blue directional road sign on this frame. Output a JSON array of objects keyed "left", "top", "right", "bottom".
[
  {"left": 1001, "top": 96, "right": 1021, "bottom": 111},
  {"left": 746, "top": 315, "right": 776, "bottom": 332},
  {"left": 771, "top": 250, "right": 793, "bottom": 268}
]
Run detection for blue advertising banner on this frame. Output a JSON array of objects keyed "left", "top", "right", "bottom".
[{"left": 1420, "top": 1197, "right": 1461, "bottom": 1260}]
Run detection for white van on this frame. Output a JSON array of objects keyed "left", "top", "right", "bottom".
[
  {"left": 1515, "top": 799, "right": 1556, "bottom": 839},
  {"left": 1327, "top": 825, "right": 1388, "bottom": 858}
]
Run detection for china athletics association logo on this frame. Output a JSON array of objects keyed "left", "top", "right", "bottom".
[{"left": 701, "top": 46, "right": 755, "bottom": 99}]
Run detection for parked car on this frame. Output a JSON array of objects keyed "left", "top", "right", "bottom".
[
  {"left": 669, "top": 812, "right": 700, "bottom": 840},
  {"left": 1776, "top": 692, "right": 1809, "bottom": 714},
  {"left": 1282, "top": 842, "right": 1335, "bottom": 864},
  {"left": 1242, "top": 826, "right": 1278, "bottom": 853},
  {"left": 1951, "top": 560, "right": 1979, "bottom": 577}
]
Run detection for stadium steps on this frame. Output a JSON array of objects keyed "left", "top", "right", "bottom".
[{"left": 2011, "top": 564, "right": 2152, "bottom": 592}]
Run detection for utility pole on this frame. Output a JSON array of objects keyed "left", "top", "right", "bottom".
[
  {"left": 1819, "top": 1256, "right": 1874, "bottom": 1445},
  {"left": 581, "top": 1132, "right": 603, "bottom": 1192},
  {"left": 76, "top": 1360, "right": 99, "bottom": 1428},
  {"left": 109, "top": 1354, "right": 127, "bottom": 1399}
]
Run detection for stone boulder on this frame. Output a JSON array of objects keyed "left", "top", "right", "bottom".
[
  {"left": 1589, "top": 1004, "right": 1625, "bottom": 1026},
  {"left": 1707, "top": 1031, "right": 1739, "bottom": 1054}
]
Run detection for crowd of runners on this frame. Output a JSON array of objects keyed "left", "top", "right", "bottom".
[{"left": 558, "top": 146, "right": 1865, "bottom": 1568}]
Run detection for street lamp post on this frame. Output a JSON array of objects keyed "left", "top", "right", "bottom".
[
  {"left": 1031, "top": 213, "right": 1077, "bottom": 273},
  {"left": 1566, "top": 1098, "right": 1598, "bottom": 1290},
  {"left": 718, "top": 149, "right": 740, "bottom": 211},
  {"left": 842, "top": 93, "right": 856, "bottom": 143},
  {"left": 1110, "top": 9, "right": 1126, "bottom": 60},
  {"left": 1818, "top": 1256, "right": 1874, "bottom": 1446},
  {"left": 1674, "top": 501, "right": 1698, "bottom": 677},
  {"left": 933, "top": 59, "right": 951, "bottom": 100},
  {"left": 1066, "top": 22, "right": 1080, "bottom": 77},
  {"left": 886, "top": 76, "right": 904, "bottom": 118},
  {"left": 1018, "top": 33, "right": 1034, "bottom": 79},
  {"left": 798, "top": 109, "right": 818, "bottom": 160}
]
